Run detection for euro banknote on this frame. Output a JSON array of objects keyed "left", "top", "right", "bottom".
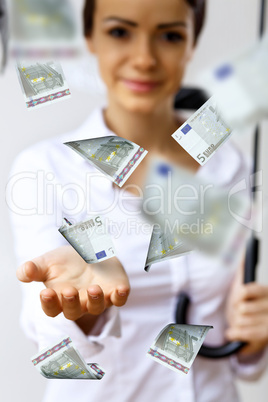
[
  {"left": 65, "top": 135, "right": 148, "bottom": 187},
  {"left": 144, "top": 224, "right": 192, "bottom": 272},
  {"left": 142, "top": 158, "right": 250, "bottom": 264},
  {"left": 147, "top": 323, "right": 212, "bottom": 374},
  {"left": 200, "top": 32, "right": 268, "bottom": 129},
  {"left": 59, "top": 216, "right": 116, "bottom": 264},
  {"left": 172, "top": 96, "right": 233, "bottom": 166},
  {"left": 31, "top": 336, "right": 105, "bottom": 380},
  {"left": 15, "top": 60, "right": 71, "bottom": 109},
  {"left": 0, "top": 0, "right": 8, "bottom": 73},
  {"left": 9, "top": 0, "right": 81, "bottom": 58}
]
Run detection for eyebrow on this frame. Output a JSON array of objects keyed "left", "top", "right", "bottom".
[
  {"left": 103, "top": 17, "right": 187, "bottom": 29},
  {"left": 158, "top": 22, "right": 187, "bottom": 29},
  {"left": 103, "top": 17, "right": 137, "bottom": 26}
]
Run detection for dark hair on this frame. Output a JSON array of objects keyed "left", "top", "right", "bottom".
[{"left": 83, "top": 0, "right": 206, "bottom": 43}]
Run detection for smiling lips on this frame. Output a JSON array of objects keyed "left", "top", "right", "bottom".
[{"left": 122, "top": 79, "right": 160, "bottom": 93}]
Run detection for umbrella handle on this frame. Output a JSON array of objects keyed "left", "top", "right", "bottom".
[{"left": 175, "top": 236, "right": 259, "bottom": 358}]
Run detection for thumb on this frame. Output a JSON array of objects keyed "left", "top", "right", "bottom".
[{"left": 16, "top": 260, "right": 48, "bottom": 283}]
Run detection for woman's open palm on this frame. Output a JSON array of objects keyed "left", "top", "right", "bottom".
[{"left": 16, "top": 246, "right": 130, "bottom": 321}]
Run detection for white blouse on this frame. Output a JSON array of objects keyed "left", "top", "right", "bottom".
[{"left": 8, "top": 108, "right": 268, "bottom": 402}]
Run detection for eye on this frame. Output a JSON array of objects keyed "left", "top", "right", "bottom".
[
  {"left": 162, "top": 32, "right": 184, "bottom": 43},
  {"left": 108, "top": 27, "right": 129, "bottom": 38}
]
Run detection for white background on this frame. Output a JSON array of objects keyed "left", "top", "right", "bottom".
[{"left": 1, "top": 0, "right": 268, "bottom": 401}]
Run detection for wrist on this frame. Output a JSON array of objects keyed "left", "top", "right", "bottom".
[{"left": 237, "top": 342, "right": 267, "bottom": 360}]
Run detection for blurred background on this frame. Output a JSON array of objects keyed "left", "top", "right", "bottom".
[{"left": 1, "top": 0, "right": 268, "bottom": 400}]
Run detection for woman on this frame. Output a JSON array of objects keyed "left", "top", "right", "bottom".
[{"left": 11, "top": 0, "right": 268, "bottom": 401}]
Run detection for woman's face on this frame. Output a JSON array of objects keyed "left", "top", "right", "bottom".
[{"left": 87, "top": 0, "right": 195, "bottom": 114}]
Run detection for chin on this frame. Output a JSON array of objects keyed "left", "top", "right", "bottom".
[{"left": 121, "top": 97, "right": 162, "bottom": 115}]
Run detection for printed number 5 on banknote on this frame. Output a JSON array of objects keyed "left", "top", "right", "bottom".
[
  {"left": 172, "top": 96, "right": 233, "bottom": 166},
  {"left": 59, "top": 215, "right": 116, "bottom": 264}
]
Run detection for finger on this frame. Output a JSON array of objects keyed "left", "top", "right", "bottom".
[
  {"left": 86, "top": 285, "right": 105, "bottom": 315},
  {"left": 17, "top": 260, "right": 49, "bottom": 283},
  {"left": 230, "top": 313, "right": 268, "bottom": 328},
  {"left": 226, "top": 324, "right": 268, "bottom": 343},
  {"left": 237, "top": 283, "right": 268, "bottom": 303},
  {"left": 40, "top": 288, "right": 62, "bottom": 317},
  {"left": 110, "top": 285, "right": 130, "bottom": 307},
  {"left": 237, "top": 299, "right": 268, "bottom": 315},
  {"left": 61, "top": 287, "right": 82, "bottom": 321}
]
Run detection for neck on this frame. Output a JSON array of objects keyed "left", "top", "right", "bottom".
[{"left": 103, "top": 98, "right": 180, "bottom": 152}]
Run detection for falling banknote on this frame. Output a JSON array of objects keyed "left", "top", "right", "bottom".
[
  {"left": 15, "top": 60, "right": 71, "bottom": 109},
  {"left": 200, "top": 32, "right": 268, "bottom": 129},
  {"left": 144, "top": 224, "right": 192, "bottom": 272},
  {"left": 172, "top": 96, "right": 233, "bottom": 166},
  {"left": 64, "top": 136, "right": 148, "bottom": 187},
  {"left": 0, "top": 0, "right": 8, "bottom": 73},
  {"left": 31, "top": 336, "right": 105, "bottom": 379},
  {"left": 9, "top": 0, "right": 81, "bottom": 58},
  {"left": 142, "top": 158, "right": 250, "bottom": 265},
  {"left": 147, "top": 323, "right": 212, "bottom": 374},
  {"left": 59, "top": 216, "right": 116, "bottom": 264}
]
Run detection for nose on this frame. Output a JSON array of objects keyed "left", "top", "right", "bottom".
[{"left": 132, "top": 36, "right": 157, "bottom": 71}]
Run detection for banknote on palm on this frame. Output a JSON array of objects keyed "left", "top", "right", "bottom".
[
  {"left": 59, "top": 216, "right": 116, "bottom": 264},
  {"left": 15, "top": 60, "right": 71, "bottom": 109},
  {"left": 147, "top": 323, "right": 212, "bottom": 375},
  {"left": 172, "top": 96, "right": 233, "bottom": 166},
  {"left": 144, "top": 224, "right": 192, "bottom": 272},
  {"left": 142, "top": 158, "right": 250, "bottom": 264},
  {"left": 64, "top": 135, "right": 147, "bottom": 187},
  {"left": 31, "top": 336, "right": 105, "bottom": 379},
  {"left": 200, "top": 32, "right": 268, "bottom": 129}
]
